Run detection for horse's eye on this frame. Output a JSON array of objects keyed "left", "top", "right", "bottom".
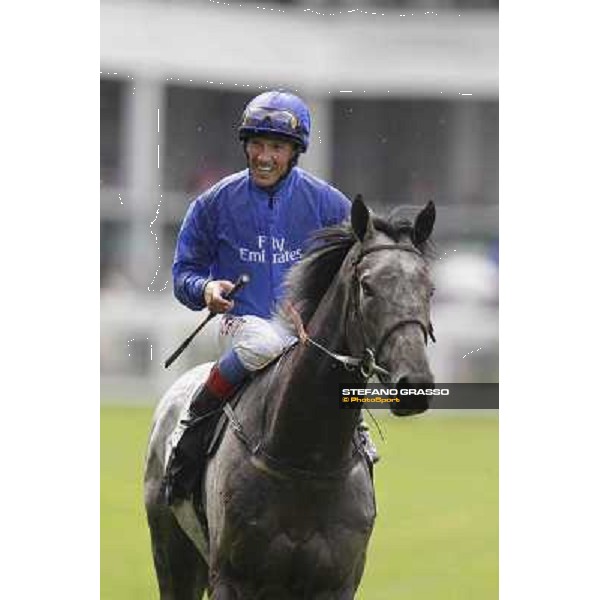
[
  {"left": 430, "top": 286, "right": 436, "bottom": 298},
  {"left": 361, "top": 280, "right": 375, "bottom": 297}
]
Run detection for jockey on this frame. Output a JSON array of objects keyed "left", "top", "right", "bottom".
[{"left": 164, "top": 90, "right": 377, "bottom": 505}]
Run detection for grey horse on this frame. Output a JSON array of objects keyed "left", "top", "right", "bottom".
[{"left": 144, "top": 196, "right": 436, "bottom": 599}]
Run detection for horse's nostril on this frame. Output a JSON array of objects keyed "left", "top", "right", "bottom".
[
  {"left": 396, "top": 373, "right": 434, "bottom": 387},
  {"left": 391, "top": 374, "right": 433, "bottom": 417}
]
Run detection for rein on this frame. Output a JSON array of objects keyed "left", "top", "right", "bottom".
[{"left": 285, "top": 305, "right": 390, "bottom": 380}]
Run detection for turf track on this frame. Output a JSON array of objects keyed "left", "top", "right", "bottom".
[{"left": 101, "top": 406, "right": 498, "bottom": 599}]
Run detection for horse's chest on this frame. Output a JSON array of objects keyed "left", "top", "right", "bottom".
[{"left": 213, "top": 470, "right": 375, "bottom": 596}]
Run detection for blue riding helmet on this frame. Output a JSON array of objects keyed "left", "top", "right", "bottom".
[{"left": 238, "top": 90, "right": 311, "bottom": 152}]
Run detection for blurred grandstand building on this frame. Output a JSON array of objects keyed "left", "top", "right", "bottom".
[{"left": 101, "top": 0, "right": 498, "bottom": 401}]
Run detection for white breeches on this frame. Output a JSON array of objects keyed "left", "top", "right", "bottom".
[{"left": 193, "top": 311, "right": 297, "bottom": 372}]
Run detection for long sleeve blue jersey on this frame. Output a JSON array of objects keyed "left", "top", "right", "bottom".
[{"left": 172, "top": 167, "right": 351, "bottom": 318}]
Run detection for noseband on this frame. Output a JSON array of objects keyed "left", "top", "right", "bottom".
[{"left": 347, "top": 243, "right": 435, "bottom": 380}]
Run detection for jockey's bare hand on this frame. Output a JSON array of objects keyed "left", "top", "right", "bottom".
[{"left": 204, "top": 280, "right": 235, "bottom": 313}]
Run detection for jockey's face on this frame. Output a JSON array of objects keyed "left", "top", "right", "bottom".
[{"left": 246, "top": 135, "right": 297, "bottom": 188}]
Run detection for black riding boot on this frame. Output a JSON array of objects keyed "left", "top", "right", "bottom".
[{"left": 164, "top": 385, "right": 224, "bottom": 505}]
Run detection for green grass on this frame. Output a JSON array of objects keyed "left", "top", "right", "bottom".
[{"left": 101, "top": 407, "right": 497, "bottom": 599}]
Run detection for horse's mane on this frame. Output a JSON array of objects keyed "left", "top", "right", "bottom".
[{"left": 278, "top": 208, "right": 435, "bottom": 327}]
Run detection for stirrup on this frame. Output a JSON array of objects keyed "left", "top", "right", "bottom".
[
  {"left": 181, "top": 407, "right": 222, "bottom": 428},
  {"left": 359, "top": 428, "right": 380, "bottom": 465}
]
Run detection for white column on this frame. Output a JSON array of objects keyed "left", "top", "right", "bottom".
[
  {"left": 449, "top": 102, "right": 483, "bottom": 205},
  {"left": 122, "top": 76, "right": 166, "bottom": 289},
  {"left": 300, "top": 93, "right": 333, "bottom": 183}
]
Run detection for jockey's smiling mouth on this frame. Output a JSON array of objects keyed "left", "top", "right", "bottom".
[{"left": 246, "top": 136, "right": 297, "bottom": 189}]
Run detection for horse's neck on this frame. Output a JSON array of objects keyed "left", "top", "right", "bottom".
[{"left": 263, "top": 273, "right": 361, "bottom": 472}]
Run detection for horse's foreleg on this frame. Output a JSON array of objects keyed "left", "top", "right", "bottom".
[{"left": 145, "top": 480, "right": 208, "bottom": 599}]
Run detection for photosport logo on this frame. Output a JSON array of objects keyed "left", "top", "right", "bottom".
[{"left": 338, "top": 384, "right": 499, "bottom": 409}]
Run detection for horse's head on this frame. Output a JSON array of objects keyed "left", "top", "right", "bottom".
[{"left": 347, "top": 195, "right": 436, "bottom": 416}]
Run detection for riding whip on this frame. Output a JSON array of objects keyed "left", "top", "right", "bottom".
[{"left": 164, "top": 274, "right": 250, "bottom": 369}]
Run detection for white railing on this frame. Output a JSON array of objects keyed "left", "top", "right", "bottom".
[{"left": 101, "top": 288, "right": 498, "bottom": 404}]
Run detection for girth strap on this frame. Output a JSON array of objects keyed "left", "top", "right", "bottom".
[{"left": 222, "top": 402, "right": 361, "bottom": 481}]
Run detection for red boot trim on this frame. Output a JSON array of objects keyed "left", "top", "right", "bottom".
[{"left": 204, "top": 366, "right": 236, "bottom": 399}]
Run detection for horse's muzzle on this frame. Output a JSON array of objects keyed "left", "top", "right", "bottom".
[{"left": 389, "top": 374, "right": 434, "bottom": 417}]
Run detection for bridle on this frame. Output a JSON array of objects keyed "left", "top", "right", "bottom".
[
  {"left": 288, "top": 241, "right": 435, "bottom": 382},
  {"left": 347, "top": 243, "right": 435, "bottom": 379}
]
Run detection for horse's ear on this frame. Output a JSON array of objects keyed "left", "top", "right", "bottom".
[
  {"left": 351, "top": 194, "right": 373, "bottom": 242},
  {"left": 412, "top": 201, "right": 436, "bottom": 246}
]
